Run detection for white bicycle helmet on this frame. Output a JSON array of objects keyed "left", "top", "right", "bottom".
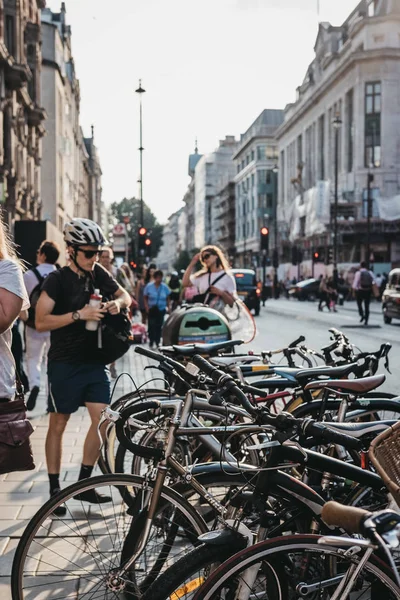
[{"left": 63, "top": 218, "right": 107, "bottom": 247}]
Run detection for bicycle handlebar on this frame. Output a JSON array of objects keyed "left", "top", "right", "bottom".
[
  {"left": 288, "top": 335, "right": 306, "bottom": 348},
  {"left": 301, "top": 420, "right": 362, "bottom": 451},
  {"left": 322, "top": 501, "right": 370, "bottom": 533},
  {"left": 135, "top": 346, "right": 194, "bottom": 380}
]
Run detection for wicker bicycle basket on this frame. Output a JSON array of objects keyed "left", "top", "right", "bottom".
[{"left": 369, "top": 421, "right": 400, "bottom": 507}]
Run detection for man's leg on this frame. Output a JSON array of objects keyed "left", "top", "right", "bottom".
[
  {"left": 148, "top": 315, "right": 155, "bottom": 347},
  {"left": 45, "top": 413, "right": 70, "bottom": 477},
  {"left": 82, "top": 402, "right": 108, "bottom": 466},
  {"left": 364, "top": 291, "right": 371, "bottom": 325},
  {"left": 45, "top": 412, "right": 70, "bottom": 516},
  {"left": 74, "top": 403, "right": 111, "bottom": 504},
  {"left": 154, "top": 311, "right": 165, "bottom": 347},
  {"left": 25, "top": 330, "right": 48, "bottom": 410},
  {"left": 356, "top": 291, "right": 364, "bottom": 320}
]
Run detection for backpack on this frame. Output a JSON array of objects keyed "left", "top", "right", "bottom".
[
  {"left": 360, "top": 270, "right": 373, "bottom": 290},
  {"left": 86, "top": 277, "right": 134, "bottom": 365},
  {"left": 26, "top": 268, "right": 45, "bottom": 329}
]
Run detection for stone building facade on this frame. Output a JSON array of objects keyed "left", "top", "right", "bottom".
[
  {"left": 1, "top": 0, "right": 46, "bottom": 227},
  {"left": 276, "top": 0, "right": 400, "bottom": 275},
  {"left": 233, "top": 109, "right": 284, "bottom": 268},
  {"left": 194, "top": 135, "right": 237, "bottom": 249},
  {"left": 41, "top": 3, "right": 80, "bottom": 230}
]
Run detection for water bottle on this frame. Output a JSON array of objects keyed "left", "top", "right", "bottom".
[{"left": 85, "top": 289, "right": 102, "bottom": 331}]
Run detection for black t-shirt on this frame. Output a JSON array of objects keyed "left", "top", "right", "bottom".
[{"left": 42, "top": 264, "right": 119, "bottom": 363}]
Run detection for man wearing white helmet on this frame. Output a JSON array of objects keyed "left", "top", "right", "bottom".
[{"left": 35, "top": 218, "right": 131, "bottom": 515}]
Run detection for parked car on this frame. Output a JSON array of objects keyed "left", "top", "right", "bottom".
[
  {"left": 382, "top": 268, "right": 400, "bottom": 324},
  {"left": 231, "top": 269, "right": 261, "bottom": 316},
  {"left": 288, "top": 278, "right": 320, "bottom": 301}
]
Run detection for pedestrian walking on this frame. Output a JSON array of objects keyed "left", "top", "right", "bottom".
[
  {"left": 352, "top": 261, "right": 375, "bottom": 325},
  {"left": 327, "top": 276, "right": 338, "bottom": 312},
  {"left": 136, "top": 270, "right": 148, "bottom": 324},
  {"left": 22, "top": 240, "right": 60, "bottom": 410},
  {"left": 143, "top": 269, "right": 171, "bottom": 348},
  {"left": 0, "top": 211, "right": 30, "bottom": 404},
  {"left": 35, "top": 218, "right": 131, "bottom": 515},
  {"left": 182, "top": 245, "right": 236, "bottom": 308},
  {"left": 318, "top": 276, "right": 330, "bottom": 312},
  {"left": 168, "top": 271, "right": 181, "bottom": 311}
]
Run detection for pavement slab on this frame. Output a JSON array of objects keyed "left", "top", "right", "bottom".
[{"left": 0, "top": 346, "right": 157, "bottom": 594}]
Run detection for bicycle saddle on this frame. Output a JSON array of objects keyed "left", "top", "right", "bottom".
[
  {"left": 304, "top": 374, "right": 386, "bottom": 395},
  {"left": 275, "top": 363, "right": 359, "bottom": 382},
  {"left": 322, "top": 420, "right": 396, "bottom": 438}
]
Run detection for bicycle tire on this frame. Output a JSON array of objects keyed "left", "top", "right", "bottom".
[
  {"left": 193, "top": 534, "right": 400, "bottom": 600},
  {"left": 141, "top": 542, "right": 239, "bottom": 600},
  {"left": 11, "top": 473, "right": 207, "bottom": 600}
]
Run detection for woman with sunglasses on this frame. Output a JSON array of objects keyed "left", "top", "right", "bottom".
[
  {"left": 182, "top": 245, "right": 236, "bottom": 307},
  {"left": 35, "top": 218, "right": 131, "bottom": 514}
]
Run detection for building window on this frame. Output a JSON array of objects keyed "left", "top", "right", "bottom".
[
  {"left": 266, "top": 146, "right": 278, "bottom": 160},
  {"left": 297, "top": 134, "right": 302, "bottom": 166},
  {"left": 368, "top": 0, "right": 376, "bottom": 16},
  {"left": 362, "top": 187, "right": 379, "bottom": 218},
  {"left": 346, "top": 89, "right": 354, "bottom": 172},
  {"left": 365, "top": 82, "right": 381, "bottom": 168},
  {"left": 251, "top": 150, "right": 255, "bottom": 161},
  {"left": 5, "top": 15, "right": 15, "bottom": 55},
  {"left": 237, "top": 164, "right": 240, "bottom": 174},
  {"left": 257, "top": 145, "right": 267, "bottom": 160},
  {"left": 246, "top": 155, "right": 250, "bottom": 166}
]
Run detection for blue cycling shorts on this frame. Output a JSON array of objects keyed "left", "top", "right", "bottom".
[{"left": 47, "top": 362, "right": 111, "bottom": 414}]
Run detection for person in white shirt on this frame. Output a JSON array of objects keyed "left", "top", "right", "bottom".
[
  {"left": 352, "top": 261, "right": 375, "bottom": 326},
  {"left": 22, "top": 241, "right": 60, "bottom": 410},
  {"left": 182, "top": 245, "right": 236, "bottom": 307},
  {"left": 0, "top": 214, "right": 30, "bottom": 404}
]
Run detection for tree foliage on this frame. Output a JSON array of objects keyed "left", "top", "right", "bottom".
[
  {"left": 109, "top": 197, "right": 163, "bottom": 259},
  {"left": 173, "top": 248, "right": 200, "bottom": 273}
]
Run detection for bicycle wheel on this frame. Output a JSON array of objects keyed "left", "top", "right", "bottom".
[
  {"left": 11, "top": 474, "right": 207, "bottom": 600},
  {"left": 193, "top": 534, "right": 400, "bottom": 600}
]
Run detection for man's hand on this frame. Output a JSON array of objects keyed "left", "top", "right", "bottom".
[
  {"left": 79, "top": 304, "right": 107, "bottom": 321},
  {"left": 102, "top": 300, "right": 121, "bottom": 315}
]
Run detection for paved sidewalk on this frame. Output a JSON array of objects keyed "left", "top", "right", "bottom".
[{"left": 0, "top": 346, "right": 157, "bottom": 598}]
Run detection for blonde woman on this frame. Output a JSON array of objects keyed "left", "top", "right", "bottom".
[
  {"left": 0, "top": 212, "right": 29, "bottom": 402},
  {"left": 182, "top": 245, "right": 236, "bottom": 307}
]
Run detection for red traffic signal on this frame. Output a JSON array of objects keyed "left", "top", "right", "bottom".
[
  {"left": 144, "top": 238, "right": 152, "bottom": 247},
  {"left": 139, "top": 227, "right": 147, "bottom": 236},
  {"left": 260, "top": 227, "right": 269, "bottom": 236},
  {"left": 313, "top": 251, "right": 320, "bottom": 263}
]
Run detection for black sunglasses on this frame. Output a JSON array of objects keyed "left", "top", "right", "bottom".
[
  {"left": 202, "top": 253, "right": 214, "bottom": 260},
  {"left": 77, "top": 248, "right": 100, "bottom": 259}
]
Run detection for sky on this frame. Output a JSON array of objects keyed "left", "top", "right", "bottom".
[{"left": 46, "top": 0, "right": 360, "bottom": 224}]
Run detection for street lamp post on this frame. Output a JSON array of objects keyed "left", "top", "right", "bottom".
[
  {"left": 135, "top": 79, "right": 146, "bottom": 228},
  {"left": 272, "top": 165, "right": 279, "bottom": 298},
  {"left": 332, "top": 114, "right": 342, "bottom": 285}
]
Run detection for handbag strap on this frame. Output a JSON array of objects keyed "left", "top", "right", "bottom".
[
  {"left": 204, "top": 271, "right": 226, "bottom": 303},
  {"left": 153, "top": 284, "right": 162, "bottom": 308}
]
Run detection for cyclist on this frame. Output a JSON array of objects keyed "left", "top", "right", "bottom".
[{"left": 35, "top": 218, "right": 131, "bottom": 515}]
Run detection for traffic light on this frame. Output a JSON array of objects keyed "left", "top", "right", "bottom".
[
  {"left": 138, "top": 227, "right": 147, "bottom": 254},
  {"left": 326, "top": 247, "right": 334, "bottom": 265},
  {"left": 260, "top": 227, "right": 269, "bottom": 251},
  {"left": 291, "top": 246, "right": 298, "bottom": 265},
  {"left": 312, "top": 250, "right": 320, "bottom": 263}
]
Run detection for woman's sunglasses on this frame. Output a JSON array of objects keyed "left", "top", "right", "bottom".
[
  {"left": 201, "top": 253, "right": 214, "bottom": 260},
  {"left": 77, "top": 248, "right": 100, "bottom": 259}
]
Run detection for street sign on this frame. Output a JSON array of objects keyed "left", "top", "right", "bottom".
[{"left": 113, "top": 223, "right": 126, "bottom": 236}]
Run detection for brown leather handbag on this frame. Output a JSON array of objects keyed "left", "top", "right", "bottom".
[{"left": 0, "top": 381, "right": 35, "bottom": 475}]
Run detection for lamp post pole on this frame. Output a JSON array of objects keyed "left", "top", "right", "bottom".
[
  {"left": 272, "top": 165, "right": 279, "bottom": 298},
  {"left": 135, "top": 80, "right": 146, "bottom": 228},
  {"left": 332, "top": 114, "right": 342, "bottom": 285}
]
